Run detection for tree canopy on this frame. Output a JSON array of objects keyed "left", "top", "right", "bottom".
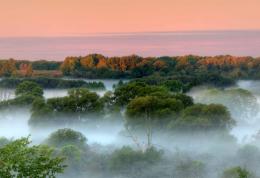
[
  {"left": 15, "top": 81, "right": 43, "bottom": 97},
  {"left": 45, "top": 128, "right": 87, "bottom": 148},
  {"left": 169, "top": 104, "right": 235, "bottom": 131},
  {"left": 0, "top": 137, "right": 66, "bottom": 178}
]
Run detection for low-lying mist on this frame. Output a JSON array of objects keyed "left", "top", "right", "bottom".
[
  {"left": 2, "top": 80, "right": 260, "bottom": 178},
  {"left": 188, "top": 80, "right": 260, "bottom": 144}
]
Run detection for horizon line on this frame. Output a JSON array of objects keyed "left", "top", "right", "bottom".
[
  {"left": 1, "top": 29, "right": 260, "bottom": 38},
  {"left": 1, "top": 54, "right": 259, "bottom": 62}
]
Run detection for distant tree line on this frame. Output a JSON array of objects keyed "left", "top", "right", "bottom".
[
  {"left": 1, "top": 54, "right": 260, "bottom": 80},
  {"left": 0, "top": 59, "right": 61, "bottom": 77},
  {"left": 60, "top": 54, "right": 260, "bottom": 79},
  {"left": 0, "top": 77, "right": 105, "bottom": 89},
  {"left": 14, "top": 60, "right": 61, "bottom": 71}
]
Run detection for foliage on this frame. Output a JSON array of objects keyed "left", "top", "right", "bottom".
[
  {"left": 48, "top": 88, "right": 104, "bottom": 113},
  {"left": 45, "top": 128, "right": 87, "bottom": 148},
  {"left": 0, "top": 81, "right": 44, "bottom": 108},
  {"left": 0, "top": 137, "right": 66, "bottom": 178},
  {"left": 126, "top": 96, "right": 183, "bottom": 128},
  {"left": 172, "top": 93, "right": 194, "bottom": 108},
  {"left": 169, "top": 104, "right": 235, "bottom": 131},
  {"left": 125, "top": 95, "right": 184, "bottom": 148},
  {"left": 195, "top": 88, "right": 258, "bottom": 122},
  {"left": 0, "top": 77, "right": 105, "bottom": 90},
  {"left": 222, "top": 167, "right": 255, "bottom": 178},
  {"left": 15, "top": 81, "right": 44, "bottom": 97},
  {"left": 114, "top": 82, "right": 169, "bottom": 106},
  {"left": 29, "top": 88, "right": 104, "bottom": 126},
  {"left": 58, "top": 54, "right": 255, "bottom": 82},
  {"left": 109, "top": 146, "right": 162, "bottom": 174},
  {"left": 60, "top": 145, "right": 82, "bottom": 163},
  {"left": 2, "top": 54, "right": 260, "bottom": 82},
  {"left": 0, "top": 59, "right": 17, "bottom": 77},
  {"left": 59, "top": 145, "right": 83, "bottom": 173}
]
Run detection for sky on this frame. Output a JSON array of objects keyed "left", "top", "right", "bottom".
[{"left": 0, "top": 0, "right": 260, "bottom": 37}]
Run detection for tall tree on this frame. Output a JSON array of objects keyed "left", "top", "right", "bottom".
[{"left": 126, "top": 96, "right": 183, "bottom": 149}]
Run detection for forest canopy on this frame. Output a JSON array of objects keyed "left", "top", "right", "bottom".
[{"left": 1, "top": 54, "right": 260, "bottom": 80}]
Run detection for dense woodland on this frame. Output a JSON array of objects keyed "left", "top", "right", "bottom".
[
  {"left": 1, "top": 55, "right": 260, "bottom": 177},
  {"left": 60, "top": 54, "right": 260, "bottom": 79},
  {"left": 1, "top": 54, "right": 260, "bottom": 80},
  {"left": 0, "top": 77, "right": 105, "bottom": 89},
  {"left": 1, "top": 79, "right": 260, "bottom": 178}
]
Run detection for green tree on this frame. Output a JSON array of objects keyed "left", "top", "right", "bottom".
[
  {"left": 30, "top": 89, "right": 104, "bottom": 126},
  {"left": 45, "top": 128, "right": 87, "bottom": 148},
  {"left": 195, "top": 88, "right": 258, "bottom": 122},
  {"left": 29, "top": 98, "right": 53, "bottom": 126},
  {"left": 163, "top": 80, "right": 183, "bottom": 92},
  {"left": 15, "top": 81, "right": 43, "bottom": 97},
  {"left": 126, "top": 96, "right": 183, "bottom": 148},
  {"left": 0, "top": 81, "right": 44, "bottom": 108},
  {"left": 172, "top": 93, "right": 194, "bottom": 108},
  {"left": 0, "top": 137, "right": 66, "bottom": 178},
  {"left": 222, "top": 167, "right": 255, "bottom": 178},
  {"left": 114, "top": 82, "right": 168, "bottom": 106},
  {"left": 109, "top": 146, "right": 162, "bottom": 175},
  {"left": 47, "top": 88, "right": 103, "bottom": 114},
  {"left": 59, "top": 145, "right": 83, "bottom": 173},
  {"left": 169, "top": 104, "right": 235, "bottom": 131}
]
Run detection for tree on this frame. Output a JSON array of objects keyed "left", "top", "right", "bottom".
[
  {"left": 47, "top": 88, "right": 104, "bottom": 114},
  {"left": 101, "top": 91, "right": 120, "bottom": 115},
  {"left": 195, "top": 88, "right": 258, "bottom": 122},
  {"left": 109, "top": 146, "right": 162, "bottom": 175},
  {"left": 172, "top": 93, "right": 194, "bottom": 108},
  {"left": 59, "top": 145, "right": 83, "bottom": 174},
  {"left": 45, "top": 128, "right": 87, "bottom": 148},
  {"left": 131, "top": 64, "right": 154, "bottom": 78},
  {"left": 163, "top": 80, "right": 183, "bottom": 92},
  {"left": 30, "top": 89, "right": 104, "bottom": 126},
  {"left": 222, "top": 167, "right": 255, "bottom": 178},
  {"left": 15, "top": 81, "right": 43, "bottom": 97},
  {"left": 0, "top": 77, "right": 105, "bottom": 90},
  {"left": 0, "top": 81, "right": 44, "bottom": 109},
  {"left": 60, "top": 57, "right": 77, "bottom": 75},
  {"left": 169, "top": 104, "right": 235, "bottom": 131},
  {"left": 0, "top": 137, "right": 66, "bottom": 178},
  {"left": 29, "top": 98, "right": 53, "bottom": 126},
  {"left": 19, "top": 63, "right": 33, "bottom": 77},
  {"left": 1, "top": 59, "right": 17, "bottom": 77},
  {"left": 114, "top": 82, "right": 168, "bottom": 106},
  {"left": 126, "top": 96, "right": 183, "bottom": 148}
]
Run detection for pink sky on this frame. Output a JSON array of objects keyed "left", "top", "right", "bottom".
[{"left": 0, "top": 0, "right": 260, "bottom": 37}]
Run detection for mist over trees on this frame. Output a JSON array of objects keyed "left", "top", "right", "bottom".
[{"left": 2, "top": 54, "right": 260, "bottom": 177}]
